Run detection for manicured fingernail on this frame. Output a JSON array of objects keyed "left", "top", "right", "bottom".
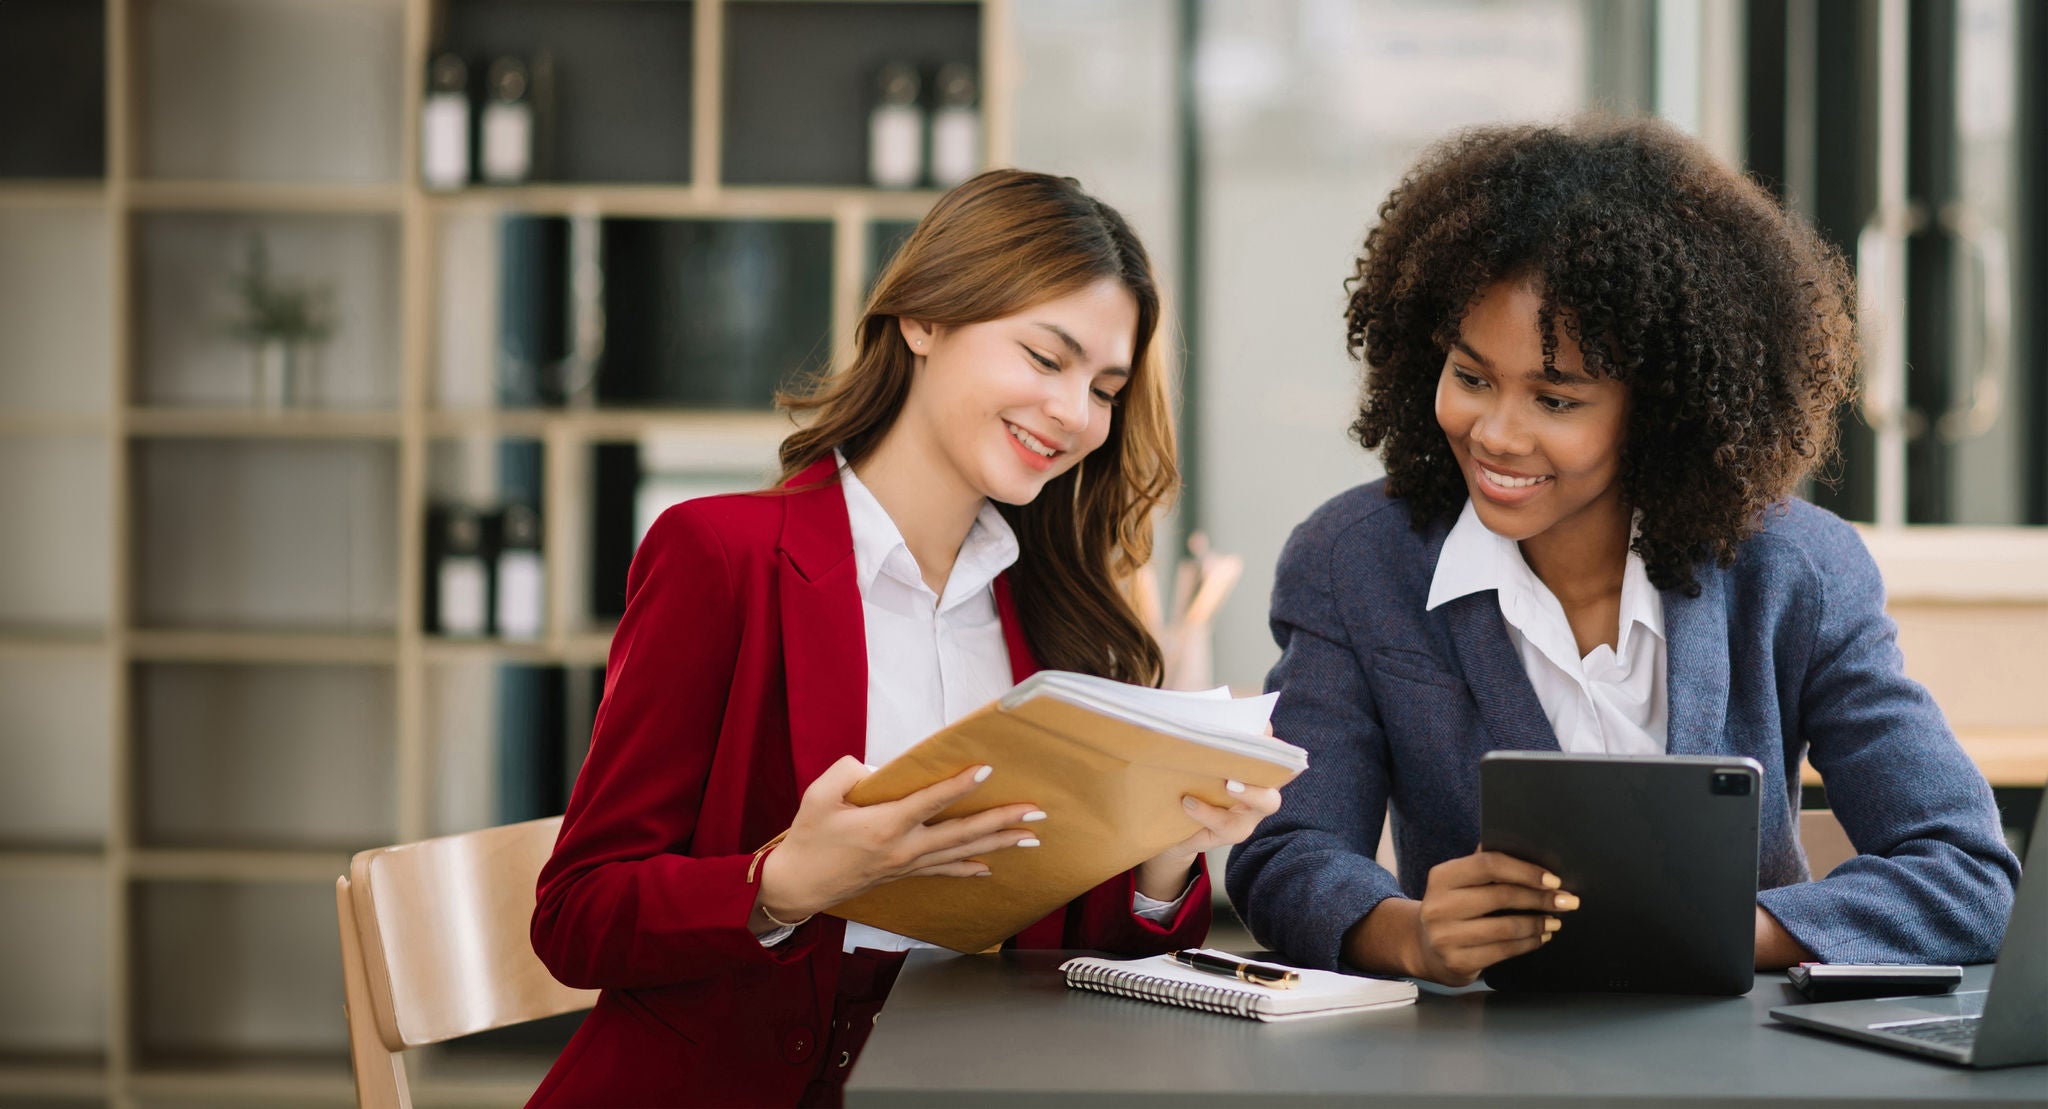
[
  {"left": 1225, "top": 779, "right": 1246, "bottom": 794},
  {"left": 1541, "top": 872, "right": 1562, "bottom": 889},
  {"left": 972, "top": 765, "right": 993, "bottom": 783},
  {"left": 1021, "top": 810, "right": 1048, "bottom": 822},
  {"left": 1554, "top": 892, "right": 1580, "bottom": 911},
  {"left": 976, "top": 869, "right": 992, "bottom": 877},
  {"left": 1182, "top": 796, "right": 1199, "bottom": 810},
  {"left": 1543, "top": 916, "right": 1562, "bottom": 933},
  {"left": 1541, "top": 931, "right": 1553, "bottom": 944},
  {"left": 1017, "top": 837, "right": 1041, "bottom": 848}
]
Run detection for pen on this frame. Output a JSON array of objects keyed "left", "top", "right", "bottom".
[{"left": 1172, "top": 948, "right": 1299, "bottom": 988}]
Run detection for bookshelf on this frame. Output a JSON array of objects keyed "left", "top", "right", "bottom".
[{"left": 0, "top": 0, "right": 1011, "bottom": 1103}]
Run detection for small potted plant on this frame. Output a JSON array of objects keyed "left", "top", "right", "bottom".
[{"left": 228, "top": 234, "right": 334, "bottom": 408}]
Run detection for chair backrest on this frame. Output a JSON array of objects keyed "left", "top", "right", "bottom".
[
  {"left": 1799, "top": 809, "right": 1856, "bottom": 879},
  {"left": 336, "top": 816, "right": 597, "bottom": 1108}
]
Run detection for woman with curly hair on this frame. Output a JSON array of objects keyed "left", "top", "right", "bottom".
[{"left": 1227, "top": 117, "right": 2018, "bottom": 986}]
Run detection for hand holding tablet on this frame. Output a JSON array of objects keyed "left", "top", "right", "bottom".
[{"left": 1478, "top": 752, "right": 1765, "bottom": 996}]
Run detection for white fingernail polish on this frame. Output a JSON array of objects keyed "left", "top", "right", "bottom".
[
  {"left": 1226, "top": 779, "right": 1246, "bottom": 794},
  {"left": 1022, "top": 810, "right": 1048, "bottom": 822},
  {"left": 972, "top": 765, "right": 993, "bottom": 783},
  {"left": 1018, "top": 837, "right": 1041, "bottom": 847}
]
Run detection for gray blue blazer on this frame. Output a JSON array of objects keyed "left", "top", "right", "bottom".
[{"left": 1227, "top": 480, "right": 2020, "bottom": 970}]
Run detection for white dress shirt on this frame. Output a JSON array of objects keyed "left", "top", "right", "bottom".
[
  {"left": 759, "top": 454, "right": 1186, "bottom": 950},
  {"left": 1425, "top": 500, "right": 1669, "bottom": 755}
]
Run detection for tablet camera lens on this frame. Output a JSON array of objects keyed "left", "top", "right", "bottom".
[{"left": 1711, "top": 771, "right": 1752, "bottom": 797}]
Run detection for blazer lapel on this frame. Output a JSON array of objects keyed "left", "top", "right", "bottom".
[
  {"left": 1661, "top": 564, "right": 1730, "bottom": 756},
  {"left": 992, "top": 572, "right": 1040, "bottom": 682},
  {"left": 1444, "top": 592, "right": 1561, "bottom": 753},
  {"left": 777, "top": 458, "right": 868, "bottom": 792},
  {"left": 1428, "top": 513, "right": 1560, "bottom": 753}
]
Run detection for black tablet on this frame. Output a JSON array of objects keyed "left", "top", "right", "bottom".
[{"left": 1479, "top": 751, "right": 1762, "bottom": 996}]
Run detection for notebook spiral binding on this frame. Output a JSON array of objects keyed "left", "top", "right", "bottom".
[{"left": 1064, "top": 963, "right": 1262, "bottom": 1019}]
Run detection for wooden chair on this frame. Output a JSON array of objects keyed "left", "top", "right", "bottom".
[
  {"left": 336, "top": 816, "right": 598, "bottom": 1108},
  {"left": 1800, "top": 809, "right": 1857, "bottom": 879}
]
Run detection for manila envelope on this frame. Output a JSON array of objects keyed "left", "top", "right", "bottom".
[{"left": 830, "top": 695, "right": 1298, "bottom": 952}]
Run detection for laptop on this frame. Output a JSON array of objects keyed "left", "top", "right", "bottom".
[{"left": 1768, "top": 792, "right": 2047, "bottom": 1068}]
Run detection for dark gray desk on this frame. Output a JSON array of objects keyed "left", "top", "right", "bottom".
[{"left": 846, "top": 953, "right": 2048, "bottom": 1107}]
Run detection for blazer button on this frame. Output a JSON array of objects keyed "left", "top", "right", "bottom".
[{"left": 781, "top": 1027, "right": 814, "bottom": 1064}]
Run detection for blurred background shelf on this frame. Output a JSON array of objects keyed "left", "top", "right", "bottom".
[
  {"left": 423, "top": 406, "right": 792, "bottom": 442},
  {"left": 126, "top": 631, "right": 401, "bottom": 666},
  {"left": 0, "top": 628, "right": 110, "bottom": 654},
  {"left": 0, "top": 1057, "right": 112, "bottom": 1101},
  {"left": 0, "top": 0, "right": 1004, "bottom": 1101},
  {"left": 0, "top": 183, "right": 110, "bottom": 209},
  {"left": 128, "top": 850, "right": 356, "bottom": 884},
  {"left": 125, "top": 1057, "right": 354, "bottom": 1104},
  {"left": 0, "top": 851, "right": 108, "bottom": 879},
  {"left": 429, "top": 183, "right": 949, "bottom": 220},
  {"left": 129, "top": 180, "right": 410, "bottom": 215},
  {"left": 420, "top": 633, "right": 613, "bottom": 667},
  {"left": 125, "top": 408, "right": 405, "bottom": 440},
  {"left": 0, "top": 412, "right": 113, "bottom": 436}
]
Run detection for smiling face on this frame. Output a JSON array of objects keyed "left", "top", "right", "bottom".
[
  {"left": 1434, "top": 279, "right": 1632, "bottom": 550},
  {"left": 897, "top": 276, "right": 1138, "bottom": 506}
]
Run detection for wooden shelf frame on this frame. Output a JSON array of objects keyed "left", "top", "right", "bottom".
[
  {"left": 124, "top": 407, "right": 405, "bottom": 440},
  {"left": 0, "top": 1058, "right": 111, "bottom": 1101},
  {"left": 127, "top": 629, "right": 401, "bottom": 666},
  {"left": 129, "top": 849, "right": 355, "bottom": 884},
  {"left": 423, "top": 405, "right": 796, "bottom": 442},
  {"left": 0, "top": 410, "right": 113, "bottom": 436},
  {"left": 428, "top": 182, "right": 951, "bottom": 220},
  {"left": 0, "top": 181, "right": 110, "bottom": 209},
  {"left": 0, "top": 849, "right": 109, "bottom": 880},
  {"left": 0, "top": 628, "right": 110, "bottom": 655},
  {"left": 0, "top": 0, "right": 1012, "bottom": 1102},
  {"left": 129, "top": 179, "right": 410, "bottom": 215}
]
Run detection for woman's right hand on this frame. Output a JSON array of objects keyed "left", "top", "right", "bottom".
[
  {"left": 753, "top": 756, "right": 1044, "bottom": 929},
  {"left": 1344, "top": 849, "right": 1579, "bottom": 985}
]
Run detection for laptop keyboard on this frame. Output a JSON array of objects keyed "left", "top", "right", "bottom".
[{"left": 1878, "top": 1016, "right": 1981, "bottom": 1049}]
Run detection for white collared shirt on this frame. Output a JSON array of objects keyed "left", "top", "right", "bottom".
[
  {"left": 1425, "top": 500, "right": 1669, "bottom": 755},
  {"left": 759, "top": 454, "right": 1186, "bottom": 951}
]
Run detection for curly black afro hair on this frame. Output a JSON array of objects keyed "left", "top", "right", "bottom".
[{"left": 1345, "top": 116, "right": 1859, "bottom": 596}]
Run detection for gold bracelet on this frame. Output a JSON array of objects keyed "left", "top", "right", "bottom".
[
  {"left": 748, "top": 831, "right": 812, "bottom": 929},
  {"left": 746, "top": 829, "right": 788, "bottom": 883},
  {"left": 758, "top": 900, "right": 814, "bottom": 930}
]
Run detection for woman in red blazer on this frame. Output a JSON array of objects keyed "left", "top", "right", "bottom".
[{"left": 528, "top": 171, "right": 1285, "bottom": 1108}]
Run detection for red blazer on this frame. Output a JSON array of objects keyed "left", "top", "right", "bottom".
[{"left": 528, "top": 458, "right": 1210, "bottom": 1108}]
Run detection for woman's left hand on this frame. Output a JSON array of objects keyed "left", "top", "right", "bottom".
[{"left": 1133, "top": 776, "right": 1287, "bottom": 902}]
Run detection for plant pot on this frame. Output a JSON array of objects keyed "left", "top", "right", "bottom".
[{"left": 251, "top": 337, "right": 317, "bottom": 409}]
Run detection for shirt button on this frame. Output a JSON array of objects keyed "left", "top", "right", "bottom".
[
  {"left": 838, "top": 1050, "right": 853, "bottom": 1069},
  {"left": 782, "top": 1027, "right": 814, "bottom": 1064}
]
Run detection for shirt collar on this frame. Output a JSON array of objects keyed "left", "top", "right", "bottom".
[
  {"left": 834, "top": 450, "right": 1020, "bottom": 611},
  {"left": 1426, "top": 499, "right": 1665, "bottom": 649},
  {"left": 1426, "top": 499, "right": 1527, "bottom": 612}
]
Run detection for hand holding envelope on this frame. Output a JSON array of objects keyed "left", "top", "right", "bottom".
[{"left": 825, "top": 671, "right": 1308, "bottom": 952}]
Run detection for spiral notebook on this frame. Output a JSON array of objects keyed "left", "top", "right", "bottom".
[{"left": 1060, "top": 951, "right": 1417, "bottom": 1022}]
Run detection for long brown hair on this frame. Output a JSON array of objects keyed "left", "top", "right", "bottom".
[{"left": 777, "top": 170, "right": 1177, "bottom": 686}]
